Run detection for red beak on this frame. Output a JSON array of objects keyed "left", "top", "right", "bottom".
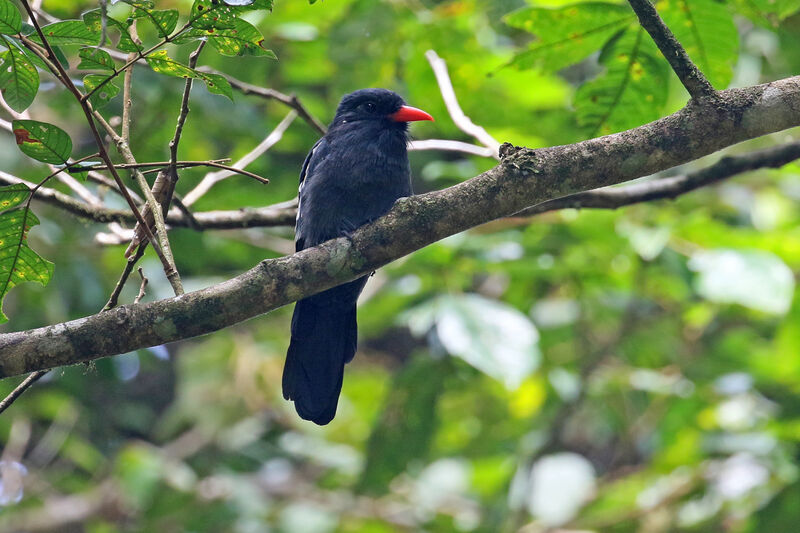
[{"left": 389, "top": 105, "right": 434, "bottom": 123}]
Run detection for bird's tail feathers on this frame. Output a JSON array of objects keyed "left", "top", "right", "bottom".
[{"left": 283, "top": 297, "right": 358, "bottom": 425}]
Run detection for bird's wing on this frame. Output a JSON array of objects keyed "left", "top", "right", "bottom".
[
  {"left": 299, "top": 138, "right": 325, "bottom": 188},
  {"left": 295, "top": 138, "right": 327, "bottom": 252}
]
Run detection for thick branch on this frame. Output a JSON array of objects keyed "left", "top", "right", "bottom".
[
  {"left": 628, "top": 0, "right": 715, "bottom": 98},
  {"left": 4, "top": 138, "right": 799, "bottom": 233},
  {"left": 1, "top": 77, "right": 799, "bottom": 376},
  {"left": 515, "top": 140, "right": 800, "bottom": 216}
]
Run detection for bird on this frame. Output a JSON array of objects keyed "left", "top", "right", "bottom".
[{"left": 283, "top": 88, "right": 433, "bottom": 425}]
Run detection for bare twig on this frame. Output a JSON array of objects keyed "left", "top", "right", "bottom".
[
  {"left": 103, "top": 245, "right": 146, "bottom": 310},
  {"left": 183, "top": 110, "right": 294, "bottom": 206},
  {"left": 0, "top": 170, "right": 297, "bottom": 228},
  {"left": 134, "top": 267, "right": 148, "bottom": 304},
  {"left": 627, "top": 0, "right": 716, "bottom": 98},
  {"left": 425, "top": 49, "right": 502, "bottom": 159},
  {"left": 199, "top": 67, "right": 328, "bottom": 135},
  {"left": 120, "top": 21, "right": 139, "bottom": 144},
  {"left": 0, "top": 371, "right": 46, "bottom": 415},
  {"left": 408, "top": 139, "right": 496, "bottom": 158},
  {"left": 170, "top": 41, "right": 205, "bottom": 167},
  {"left": 79, "top": 159, "right": 268, "bottom": 184},
  {"left": 172, "top": 195, "right": 202, "bottom": 231}
]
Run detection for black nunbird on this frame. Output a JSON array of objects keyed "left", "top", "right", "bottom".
[{"left": 283, "top": 89, "right": 433, "bottom": 425}]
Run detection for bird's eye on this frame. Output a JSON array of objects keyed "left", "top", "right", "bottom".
[{"left": 364, "top": 102, "right": 377, "bottom": 113}]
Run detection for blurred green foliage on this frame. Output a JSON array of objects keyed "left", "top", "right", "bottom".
[{"left": 1, "top": 0, "right": 800, "bottom": 531}]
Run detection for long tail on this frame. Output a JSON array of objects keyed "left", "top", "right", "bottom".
[{"left": 283, "top": 278, "right": 367, "bottom": 425}]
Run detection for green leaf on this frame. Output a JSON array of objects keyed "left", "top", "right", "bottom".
[
  {"left": 77, "top": 47, "right": 115, "bottom": 71},
  {"left": 358, "top": 356, "right": 445, "bottom": 494},
  {"left": 0, "top": 38, "right": 39, "bottom": 113},
  {"left": 145, "top": 50, "right": 233, "bottom": 100},
  {"left": 504, "top": 2, "right": 635, "bottom": 72},
  {"left": 131, "top": 8, "right": 179, "bottom": 38},
  {"left": 200, "top": 72, "right": 233, "bottom": 100},
  {"left": 0, "top": 0, "right": 22, "bottom": 35},
  {"left": 7, "top": 35, "right": 70, "bottom": 71},
  {"left": 0, "top": 185, "right": 29, "bottom": 211},
  {"left": 0, "top": 185, "right": 55, "bottom": 324},
  {"left": 12, "top": 119, "right": 72, "bottom": 165},
  {"left": 660, "top": 0, "right": 739, "bottom": 89},
  {"left": 21, "top": 46, "right": 66, "bottom": 71},
  {"left": 119, "top": 0, "right": 156, "bottom": 9},
  {"left": 229, "top": 0, "right": 274, "bottom": 11},
  {"left": 83, "top": 74, "right": 120, "bottom": 108},
  {"left": 574, "top": 28, "right": 669, "bottom": 136},
  {"left": 83, "top": 10, "right": 141, "bottom": 53},
  {"left": 145, "top": 49, "right": 197, "bottom": 78},
  {"left": 31, "top": 20, "right": 101, "bottom": 46},
  {"left": 190, "top": 0, "right": 238, "bottom": 30},
  {"left": 177, "top": 18, "right": 275, "bottom": 57}
]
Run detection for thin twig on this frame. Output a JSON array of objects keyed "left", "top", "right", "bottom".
[
  {"left": 198, "top": 67, "right": 328, "bottom": 135},
  {"left": 134, "top": 267, "right": 148, "bottom": 304},
  {"left": 0, "top": 170, "right": 296, "bottom": 228},
  {"left": 103, "top": 245, "right": 146, "bottom": 310},
  {"left": 425, "top": 49, "right": 501, "bottom": 159},
  {"left": 0, "top": 371, "right": 46, "bottom": 415},
  {"left": 77, "top": 160, "right": 268, "bottom": 184},
  {"left": 408, "top": 139, "right": 496, "bottom": 158},
  {"left": 170, "top": 41, "right": 205, "bottom": 167},
  {"left": 120, "top": 21, "right": 138, "bottom": 144},
  {"left": 172, "top": 195, "right": 202, "bottom": 231},
  {"left": 627, "top": 0, "right": 716, "bottom": 99},
  {"left": 183, "top": 111, "right": 294, "bottom": 206}
]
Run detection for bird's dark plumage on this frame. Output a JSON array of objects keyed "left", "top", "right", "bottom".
[{"left": 283, "top": 88, "right": 432, "bottom": 424}]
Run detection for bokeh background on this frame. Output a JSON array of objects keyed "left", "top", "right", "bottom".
[{"left": 2, "top": 0, "right": 800, "bottom": 531}]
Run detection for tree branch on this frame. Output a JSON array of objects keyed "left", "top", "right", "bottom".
[
  {"left": 425, "top": 49, "right": 502, "bottom": 158},
  {"left": 627, "top": 0, "right": 716, "bottom": 98},
  {"left": 0, "top": 171, "right": 298, "bottom": 228},
  {"left": 197, "top": 67, "right": 328, "bottom": 136},
  {"left": 4, "top": 137, "right": 798, "bottom": 234},
  {"left": 0, "top": 371, "right": 46, "bottom": 414},
  {"left": 514, "top": 140, "right": 800, "bottom": 216},
  {"left": 182, "top": 110, "right": 294, "bottom": 206},
  {"left": 0, "top": 76, "right": 798, "bottom": 376}
]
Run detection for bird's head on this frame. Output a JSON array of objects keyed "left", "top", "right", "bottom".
[{"left": 332, "top": 88, "right": 433, "bottom": 129}]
